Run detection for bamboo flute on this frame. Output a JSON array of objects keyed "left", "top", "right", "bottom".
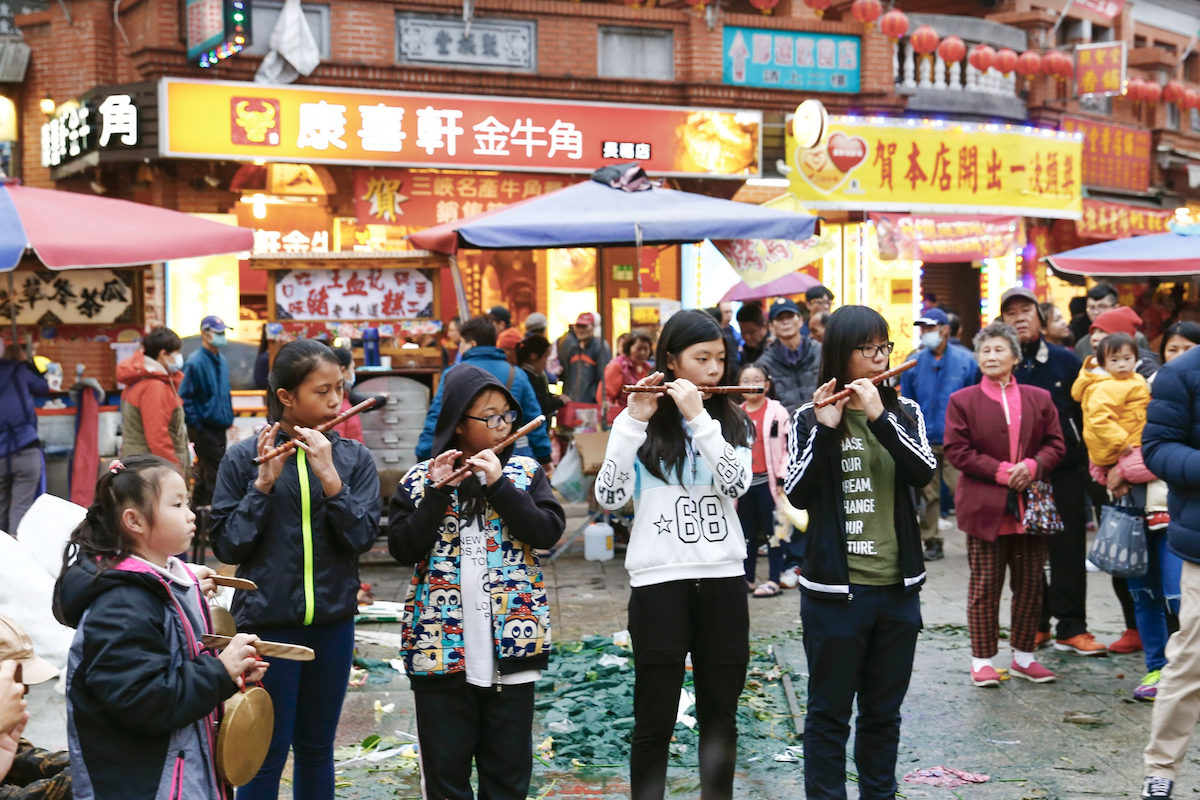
[
  {"left": 430, "top": 414, "right": 547, "bottom": 489},
  {"left": 252, "top": 397, "right": 379, "bottom": 464},
  {"left": 814, "top": 359, "right": 916, "bottom": 409},
  {"left": 622, "top": 385, "right": 765, "bottom": 394}
]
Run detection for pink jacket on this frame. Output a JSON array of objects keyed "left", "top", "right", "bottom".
[{"left": 742, "top": 398, "right": 792, "bottom": 500}]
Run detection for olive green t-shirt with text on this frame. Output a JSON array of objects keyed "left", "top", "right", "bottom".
[{"left": 840, "top": 409, "right": 901, "bottom": 586}]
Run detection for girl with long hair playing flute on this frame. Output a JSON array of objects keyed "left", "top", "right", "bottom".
[
  {"left": 784, "top": 306, "right": 936, "bottom": 800},
  {"left": 388, "top": 364, "right": 565, "bottom": 800},
  {"left": 209, "top": 339, "right": 381, "bottom": 800},
  {"left": 594, "top": 309, "right": 753, "bottom": 800}
]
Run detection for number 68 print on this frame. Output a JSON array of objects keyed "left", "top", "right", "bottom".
[{"left": 674, "top": 495, "right": 728, "bottom": 543}]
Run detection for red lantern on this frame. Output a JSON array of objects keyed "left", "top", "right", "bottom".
[
  {"left": 1185, "top": 88, "right": 1200, "bottom": 111},
  {"left": 1143, "top": 80, "right": 1162, "bottom": 104},
  {"left": 1125, "top": 77, "right": 1145, "bottom": 101},
  {"left": 879, "top": 9, "right": 909, "bottom": 41},
  {"left": 803, "top": 0, "right": 831, "bottom": 16},
  {"left": 1164, "top": 80, "right": 1186, "bottom": 105},
  {"left": 1016, "top": 50, "right": 1042, "bottom": 78},
  {"left": 968, "top": 44, "right": 996, "bottom": 73},
  {"left": 851, "top": 0, "right": 882, "bottom": 26},
  {"left": 937, "top": 36, "right": 966, "bottom": 64},
  {"left": 910, "top": 25, "right": 940, "bottom": 56},
  {"left": 1043, "top": 50, "right": 1072, "bottom": 79},
  {"left": 994, "top": 48, "right": 1018, "bottom": 75}
]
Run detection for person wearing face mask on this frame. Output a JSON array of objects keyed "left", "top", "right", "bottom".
[
  {"left": 179, "top": 315, "right": 234, "bottom": 507},
  {"left": 329, "top": 346, "right": 387, "bottom": 444},
  {"left": 899, "top": 308, "right": 980, "bottom": 561},
  {"left": 117, "top": 327, "right": 190, "bottom": 472}
]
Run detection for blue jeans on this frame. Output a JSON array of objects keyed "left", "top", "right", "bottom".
[
  {"left": 1127, "top": 529, "right": 1184, "bottom": 672},
  {"left": 237, "top": 619, "right": 355, "bottom": 800}
]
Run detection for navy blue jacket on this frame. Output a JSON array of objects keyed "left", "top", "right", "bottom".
[
  {"left": 179, "top": 347, "right": 233, "bottom": 430},
  {"left": 1012, "top": 336, "right": 1085, "bottom": 473},
  {"left": 1144, "top": 345, "right": 1200, "bottom": 564},
  {"left": 416, "top": 347, "right": 552, "bottom": 462},
  {"left": 900, "top": 345, "right": 980, "bottom": 445},
  {"left": 0, "top": 359, "right": 49, "bottom": 457}
]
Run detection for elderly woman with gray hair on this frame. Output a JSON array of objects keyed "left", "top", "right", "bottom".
[{"left": 944, "top": 322, "right": 1067, "bottom": 688}]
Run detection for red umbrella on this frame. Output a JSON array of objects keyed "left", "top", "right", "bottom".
[
  {"left": 0, "top": 182, "right": 253, "bottom": 271},
  {"left": 720, "top": 270, "right": 821, "bottom": 302}
]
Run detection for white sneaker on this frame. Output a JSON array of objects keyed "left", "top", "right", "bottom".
[
  {"left": 779, "top": 567, "right": 800, "bottom": 589},
  {"left": 1085, "top": 558, "right": 1101, "bottom": 573},
  {"left": 937, "top": 517, "right": 953, "bottom": 532}
]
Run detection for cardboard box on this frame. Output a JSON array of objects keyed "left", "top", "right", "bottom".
[{"left": 574, "top": 431, "right": 611, "bottom": 475}]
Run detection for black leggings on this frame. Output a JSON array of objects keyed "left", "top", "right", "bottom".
[{"left": 628, "top": 577, "right": 749, "bottom": 800}]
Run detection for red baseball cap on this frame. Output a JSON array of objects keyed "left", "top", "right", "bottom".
[{"left": 575, "top": 313, "right": 595, "bottom": 326}]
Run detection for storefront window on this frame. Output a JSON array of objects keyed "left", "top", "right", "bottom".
[
  {"left": 598, "top": 26, "right": 673, "bottom": 81},
  {"left": 1169, "top": 102, "right": 1181, "bottom": 131}
]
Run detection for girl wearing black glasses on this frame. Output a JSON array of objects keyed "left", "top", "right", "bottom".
[
  {"left": 783, "top": 306, "right": 936, "bottom": 800},
  {"left": 388, "top": 364, "right": 565, "bottom": 800}
]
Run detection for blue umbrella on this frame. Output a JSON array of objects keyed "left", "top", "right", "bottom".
[
  {"left": 1045, "top": 225, "right": 1200, "bottom": 277},
  {"left": 409, "top": 174, "right": 817, "bottom": 254}
]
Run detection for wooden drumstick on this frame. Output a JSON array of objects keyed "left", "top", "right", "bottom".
[
  {"left": 814, "top": 360, "right": 916, "bottom": 409},
  {"left": 622, "top": 385, "right": 765, "bottom": 394},
  {"left": 212, "top": 576, "right": 258, "bottom": 591},
  {"left": 430, "top": 415, "right": 547, "bottom": 489},
  {"left": 253, "top": 397, "right": 378, "bottom": 464},
  {"left": 201, "top": 634, "right": 315, "bottom": 662}
]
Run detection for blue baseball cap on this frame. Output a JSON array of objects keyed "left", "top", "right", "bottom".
[
  {"left": 200, "top": 315, "right": 227, "bottom": 333},
  {"left": 768, "top": 298, "right": 801, "bottom": 320},
  {"left": 915, "top": 308, "right": 949, "bottom": 327}
]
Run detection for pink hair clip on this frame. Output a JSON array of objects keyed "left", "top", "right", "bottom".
[{"left": 108, "top": 459, "right": 125, "bottom": 474}]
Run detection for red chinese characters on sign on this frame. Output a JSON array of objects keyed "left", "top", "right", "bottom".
[
  {"left": 1061, "top": 116, "right": 1150, "bottom": 193},
  {"left": 869, "top": 213, "right": 1020, "bottom": 262},
  {"left": 275, "top": 268, "right": 435, "bottom": 321},
  {"left": 1077, "top": 199, "right": 1173, "bottom": 240},
  {"left": 353, "top": 169, "right": 584, "bottom": 227},
  {"left": 1074, "top": 42, "right": 1125, "bottom": 98}
]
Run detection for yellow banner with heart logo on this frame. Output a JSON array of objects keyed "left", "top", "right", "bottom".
[{"left": 786, "top": 117, "right": 1083, "bottom": 220}]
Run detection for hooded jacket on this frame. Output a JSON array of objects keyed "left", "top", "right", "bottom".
[
  {"left": 784, "top": 394, "right": 936, "bottom": 598},
  {"left": 208, "top": 428, "right": 381, "bottom": 628},
  {"left": 1071, "top": 356, "right": 1151, "bottom": 467},
  {"left": 416, "top": 347, "right": 552, "bottom": 462},
  {"left": 0, "top": 358, "right": 48, "bottom": 458},
  {"left": 742, "top": 397, "right": 792, "bottom": 501},
  {"left": 117, "top": 353, "right": 187, "bottom": 466},
  {"left": 899, "top": 344, "right": 981, "bottom": 445},
  {"left": 755, "top": 337, "right": 822, "bottom": 415},
  {"left": 388, "top": 365, "right": 565, "bottom": 688},
  {"left": 557, "top": 330, "right": 612, "bottom": 411},
  {"left": 179, "top": 348, "right": 233, "bottom": 431},
  {"left": 54, "top": 556, "right": 236, "bottom": 800}
]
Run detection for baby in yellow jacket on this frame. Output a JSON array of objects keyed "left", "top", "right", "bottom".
[{"left": 1071, "top": 332, "right": 1151, "bottom": 468}]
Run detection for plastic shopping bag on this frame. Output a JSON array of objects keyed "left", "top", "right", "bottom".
[
  {"left": 551, "top": 443, "right": 587, "bottom": 503},
  {"left": 1088, "top": 497, "right": 1148, "bottom": 578}
]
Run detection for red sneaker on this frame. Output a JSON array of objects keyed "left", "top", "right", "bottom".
[
  {"left": 1010, "top": 659, "right": 1057, "bottom": 683},
  {"left": 1109, "top": 628, "right": 1144, "bottom": 654},
  {"left": 1054, "top": 632, "right": 1109, "bottom": 656},
  {"left": 1034, "top": 631, "right": 1053, "bottom": 649},
  {"left": 971, "top": 665, "right": 1002, "bottom": 687}
]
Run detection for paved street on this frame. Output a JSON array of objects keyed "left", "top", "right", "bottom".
[{"left": 323, "top": 507, "right": 1191, "bottom": 800}]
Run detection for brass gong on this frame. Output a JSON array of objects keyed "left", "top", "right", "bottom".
[{"left": 215, "top": 686, "right": 274, "bottom": 787}]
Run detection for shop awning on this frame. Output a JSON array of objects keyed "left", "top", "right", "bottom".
[
  {"left": 407, "top": 174, "right": 817, "bottom": 255},
  {"left": 1044, "top": 228, "right": 1200, "bottom": 277},
  {"left": 0, "top": 182, "right": 254, "bottom": 272}
]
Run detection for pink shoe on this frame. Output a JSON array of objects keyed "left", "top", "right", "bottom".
[
  {"left": 1010, "top": 659, "right": 1057, "bottom": 683},
  {"left": 971, "top": 665, "right": 1002, "bottom": 687}
]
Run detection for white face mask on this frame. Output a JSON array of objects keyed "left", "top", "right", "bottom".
[
  {"left": 920, "top": 331, "right": 942, "bottom": 350},
  {"left": 344, "top": 373, "right": 356, "bottom": 389},
  {"left": 172, "top": 353, "right": 184, "bottom": 368}
]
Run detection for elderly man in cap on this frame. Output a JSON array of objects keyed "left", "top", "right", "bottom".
[
  {"left": 757, "top": 298, "right": 821, "bottom": 415},
  {"left": 1001, "top": 287, "right": 1108, "bottom": 656},
  {"left": 557, "top": 313, "right": 611, "bottom": 412},
  {"left": 0, "top": 614, "right": 71, "bottom": 800},
  {"left": 900, "top": 307, "right": 980, "bottom": 561},
  {"left": 491, "top": 305, "right": 524, "bottom": 352},
  {"left": 179, "top": 315, "right": 234, "bottom": 508}
]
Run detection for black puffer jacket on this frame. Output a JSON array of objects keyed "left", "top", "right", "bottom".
[
  {"left": 209, "top": 429, "right": 381, "bottom": 628},
  {"left": 755, "top": 338, "right": 822, "bottom": 415},
  {"left": 54, "top": 557, "right": 236, "bottom": 800},
  {"left": 1145, "top": 345, "right": 1200, "bottom": 564}
]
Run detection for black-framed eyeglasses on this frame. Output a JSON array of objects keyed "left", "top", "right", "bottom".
[
  {"left": 854, "top": 342, "right": 895, "bottom": 358},
  {"left": 465, "top": 410, "right": 518, "bottom": 429}
]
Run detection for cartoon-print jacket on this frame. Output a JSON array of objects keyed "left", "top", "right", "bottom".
[{"left": 387, "top": 455, "right": 566, "bottom": 689}]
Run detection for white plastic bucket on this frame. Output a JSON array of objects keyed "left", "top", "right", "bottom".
[{"left": 584, "top": 522, "right": 614, "bottom": 562}]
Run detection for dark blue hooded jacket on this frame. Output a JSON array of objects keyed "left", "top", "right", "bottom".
[{"left": 1144, "top": 345, "right": 1200, "bottom": 564}]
